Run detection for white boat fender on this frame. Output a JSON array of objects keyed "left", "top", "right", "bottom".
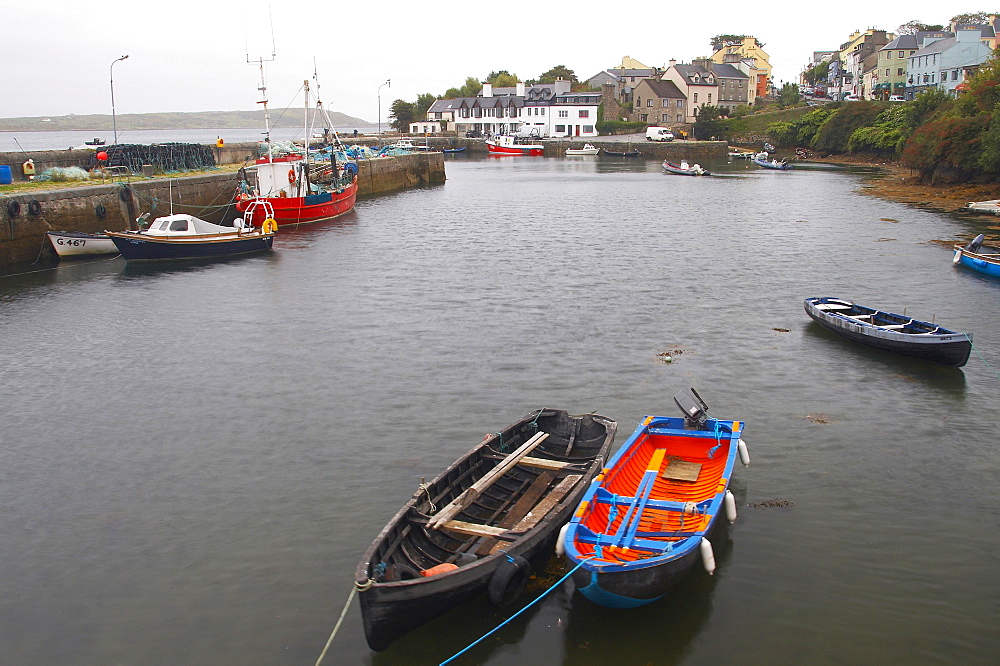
[
  {"left": 555, "top": 522, "right": 569, "bottom": 557},
  {"left": 738, "top": 438, "right": 750, "bottom": 467},
  {"left": 725, "top": 490, "right": 737, "bottom": 524},
  {"left": 953, "top": 250, "right": 962, "bottom": 264},
  {"left": 700, "top": 537, "right": 716, "bottom": 575}
]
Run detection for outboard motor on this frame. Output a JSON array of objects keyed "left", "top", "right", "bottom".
[
  {"left": 965, "top": 233, "right": 985, "bottom": 253},
  {"left": 674, "top": 388, "right": 709, "bottom": 429}
]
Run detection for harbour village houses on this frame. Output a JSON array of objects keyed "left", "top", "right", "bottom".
[{"left": 414, "top": 80, "right": 602, "bottom": 138}]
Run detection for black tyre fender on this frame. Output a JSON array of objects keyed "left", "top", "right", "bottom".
[
  {"left": 487, "top": 555, "right": 530, "bottom": 607},
  {"left": 95, "top": 203, "right": 107, "bottom": 219},
  {"left": 6, "top": 200, "right": 20, "bottom": 218},
  {"left": 119, "top": 186, "right": 133, "bottom": 203},
  {"left": 28, "top": 199, "right": 42, "bottom": 216},
  {"left": 383, "top": 563, "right": 420, "bottom": 582}
]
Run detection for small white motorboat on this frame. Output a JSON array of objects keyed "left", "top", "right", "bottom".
[
  {"left": 47, "top": 231, "right": 119, "bottom": 258},
  {"left": 566, "top": 143, "right": 600, "bottom": 156}
]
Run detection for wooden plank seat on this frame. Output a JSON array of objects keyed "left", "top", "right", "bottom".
[{"left": 815, "top": 303, "right": 853, "bottom": 311}]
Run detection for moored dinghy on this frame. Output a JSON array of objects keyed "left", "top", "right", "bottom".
[
  {"left": 952, "top": 234, "right": 1000, "bottom": 278},
  {"left": 804, "top": 297, "right": 972, "bottom": 367},
  {"left": 563, "top": 389, "right": 748, "bottom": 608},
  {"left": 355, "top": 409, "right": 616, "bottom": 651}
]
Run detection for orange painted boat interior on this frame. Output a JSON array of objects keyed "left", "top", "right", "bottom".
[{"left": 575, "top": 431, "right": 728, "bottom": 563}]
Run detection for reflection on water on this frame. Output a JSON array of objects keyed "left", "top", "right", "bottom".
[{"left": 1, "top": 156, "right": 998, "bottom": 664}]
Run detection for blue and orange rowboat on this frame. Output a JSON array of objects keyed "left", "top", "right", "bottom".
[{"left": 562, "top": 389, "right": 749, "bottom": 608}]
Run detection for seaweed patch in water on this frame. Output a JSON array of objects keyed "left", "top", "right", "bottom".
[
  {"left": 805, "top": 413, "right": 834, "bottom": 424},
  {"left": 772, "top": 327, "right": 790, "bottom": 333},
  {"left": 748, "top": 498, "right": 794, "bottom": 509}
]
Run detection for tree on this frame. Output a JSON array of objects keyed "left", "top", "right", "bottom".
[
  {"left": 951, "top": 12, "right": 992, "bottom": 24},
  {"left": 710, "top": 34, "right": 747, "bottom": 51},
  {"left": 388, "top": 99, "right": 416, "bottom": 132},
  {"left": 537, "top": 65, "right": 578, "bottom": 83},
  {"left": 415, "top": 93, "right": 436, "bottom": 117},
  {"left": 803, "top": 61, "right": 830, "bottom": 85},
  {"left": 779, "top": 82, "right": 800, "bottom": 109},
  {"left": 443, "top": 77, "right": 482, "bottom": 99},
  {"left": 692, "top": 105, "right": 725, "bottom": 140},
  {"left": 896, "top": 20, "right": 944, "bottom": 34}
]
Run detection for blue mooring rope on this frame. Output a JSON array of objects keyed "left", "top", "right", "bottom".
[{"left": 438, "top": 557, "right": 593, "bottom": 665}]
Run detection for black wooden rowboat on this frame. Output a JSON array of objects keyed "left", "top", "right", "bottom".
[
  {"left": 354, "top": 409, "right": 617, "bottom": 651},
  {"left": 804, "top": 297, "right": 972, "bottom": 367}
]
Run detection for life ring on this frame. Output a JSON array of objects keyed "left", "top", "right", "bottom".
[
  {"left": 288, "top": 168, "right": 296, "bottom": 184},
  {"left": 28, "top": 200, "right": 42, "bottom": 216},
  {"left": 6, "top": 200, "right": 21, "bottom": 218},
  {"left": 95, "top": 203, "right": 107, "bottom": 219},
  {"left": 119, "top": 186, "right": 133, "bottom": 203},
  {"left": 262, "top": 218, "right": 278, "bottom": 234},
  {"left": 487, "top": 554, "right": 530, "bottom": 607}
]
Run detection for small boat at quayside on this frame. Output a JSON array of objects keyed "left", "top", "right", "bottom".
[
  {"left": 803, "top": 297, "right": 972, "bottom": 367},
  {"left": 441, "top": 146, "right": 466, "bottom": 153},
  {"left": 562, "top": 389, "right": 749, "bottom": 608},
  {"left": 105, "top": 207, "right": 275, "bottom": 262},
  {"left": 565, "top": 143, "right": 600, "bottom": 156},
  {"left": 605, "top": 143, "right": 640, "bottom": 157},
  {"left": 952, "top": 234, "right": 1000, "bottom": 278},
  {"left": 235, "top": 67, "right": 358, "bottom": 227},
  {"left": 485, "top": 134, "right": 544, "bottom": 156},
  {"left": 46, "top": 231, "right": 118, "bottom": 258},
  {"left": 662, "top": 160, "right": 711, "bottom": 176},
  {"left": 963, "top": 199, "right": 1000, "bottom": 215},
  {"left": 753, "top": 152, "right": 792, "bottom": 170},
  {"left": 354, "top": 409, "right": 617, "bottom": 651}
]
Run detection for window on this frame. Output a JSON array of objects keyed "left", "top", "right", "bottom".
[
  {"left": 540, "top": 108, "right": 545, "bottom": 115},
  {"left": 899, "top": 51, "right": 904, "bottom": 58},
  {"left": 647, "top": 99, "right": 653, "bottom": 107},
  {"left": 897, "top": 68, "right": 903, "bottom": 76},
  {"left": 662, "top": 114, "right": 669, "bottom": 122},
  {"left": 952, "top": 70, "right": 958, "bottom": 80},
  {"left": 886, "top": 69, "right": 890, "bottom": 76},
  {"left": 169, "top": 219, "right": 188, "bottom": 231},
  {"left": 887, "top": 51, "right": 892, "bottom": 59},
  {"left": 694, "top": 93, "right": 698, "bottom": 103},
  {"left": 558, "top": 110, "right": 568, "bottom": 118},
  {"left": 676, "top": 113, "right": 683, "bottom": 122},
  {"left": 583, "top": 125, "right": 593, "bottom": 133},
  {"left": 676, "top": 99, "right": 683, "bottom": 108},
  {"left": 739, "top": 80, "right": 743, "bottom": 87},
  {"left": 662, "top": 98, "right": 669, "bottom": 107},
  {"left": 708, "top": 94, "right": 712, "bottom": 103},
  {"left": 555, "top": 124, "right": 565, "bottom": 133},
  {"left": 640, "top": 114, "right": 648, "bottom": 122},
  {"left": 579, "top": 110, "right": 589, "bottom": 118}
]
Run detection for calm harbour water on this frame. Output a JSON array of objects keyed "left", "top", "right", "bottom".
[{"left": 1, "top": 155, "right": 998, "bottom": 664}]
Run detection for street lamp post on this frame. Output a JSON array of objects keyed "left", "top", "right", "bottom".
[
  {"left": 110, "top": 54, "right": 129, "bottom": 145},
  {"left": 377, "top": 79, "right": 390, "bottom": 141}
]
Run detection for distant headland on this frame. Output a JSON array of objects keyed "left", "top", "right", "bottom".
[{"left": 0, "top": 109, "right": 371, "bottom": 132}]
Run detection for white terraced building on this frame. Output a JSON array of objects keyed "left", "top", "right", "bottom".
[{"left": 421, "top": 80, "right": 601, "bottom": 138}]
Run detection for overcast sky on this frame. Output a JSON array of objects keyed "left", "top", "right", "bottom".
[{"left": 4, "top": 1, "right": 968, "bottom": 124}]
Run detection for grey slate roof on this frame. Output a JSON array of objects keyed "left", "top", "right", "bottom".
[{"left": 643, "top": 79, "right": 686, "bottom": 98}]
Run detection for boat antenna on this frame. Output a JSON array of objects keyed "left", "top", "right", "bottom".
[
  {"left": 312, "top": 58, "right": 344, "bottom": 149},
  {"left": 246, "top": 5, "right": 277, "bottom": 164}
]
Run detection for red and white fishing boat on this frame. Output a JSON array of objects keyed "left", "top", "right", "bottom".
[
  {"left": 485, "top": 134, "right": 544, "bottom": 156},
  {"left": 235, "top": 66, "right": 358, "bottom": 227}
]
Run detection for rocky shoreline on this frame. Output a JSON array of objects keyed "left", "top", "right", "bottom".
[{"left": 813, "top": 155, "right": 1000, "bottom": 220}]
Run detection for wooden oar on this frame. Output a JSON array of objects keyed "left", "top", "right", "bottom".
[{"left": 427, "top": 432, "right": 549, "bottom": 530}]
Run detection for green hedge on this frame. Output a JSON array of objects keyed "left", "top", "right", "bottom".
[{"left": 597, "top": 120, "right": 646, "bottom": 135}]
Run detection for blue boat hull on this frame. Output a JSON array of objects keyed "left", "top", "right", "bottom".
[
  {"left": 109, "top": 234, "right": 273, "bottom": 261},
  {"left": 953, "top": 247, "right": 1000, "bottom": 278}
]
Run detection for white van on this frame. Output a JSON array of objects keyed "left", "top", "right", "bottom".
[{"left": 645, "top": 127, "right": 675, "bottom": 142}]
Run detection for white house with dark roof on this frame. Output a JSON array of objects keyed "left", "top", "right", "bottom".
[{"left": 420, "top": 80, "right": 600, "bottom": 138}]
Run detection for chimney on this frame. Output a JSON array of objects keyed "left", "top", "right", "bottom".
[
  {"left": 554, "top": 78, "right": 571, "bottom": 94},
  {"left": 482, "top": 82, "right": 492, "bottom": 98},
  {"left": 668, "top": 59, "right": 677, "bottom": 70},
  {"left": 516, "top": 81, "right": 525, "bottom": 96}
]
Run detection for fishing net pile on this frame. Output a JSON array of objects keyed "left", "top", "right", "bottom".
[
  {"left": 37, "top": 166, "right": 91, "bottom": 182},
  {"left": 90, "top": 143, "right": 216, "bottom": 172}
]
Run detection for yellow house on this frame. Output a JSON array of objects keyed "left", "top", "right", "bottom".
[{"left": 710, "top": 36, "right": 771, "bottom": 99}]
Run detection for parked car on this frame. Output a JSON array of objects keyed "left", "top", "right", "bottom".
[
  {"left": 888, "top": 95, "right": 905, "bottom": 102},
  {"left": 465, "top": 129, "right": 482, "bottom": 138},
  {"left": 842, "top": 93, "right": 860, "bottom": 101}
]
